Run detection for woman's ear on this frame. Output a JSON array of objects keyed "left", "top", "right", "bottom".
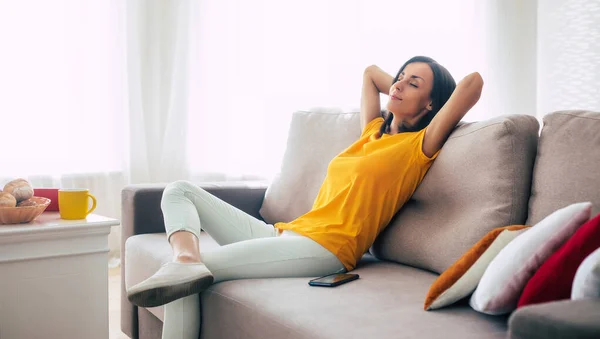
[{"left": 426, "top": 101, "right": 433, "bottom": 111}]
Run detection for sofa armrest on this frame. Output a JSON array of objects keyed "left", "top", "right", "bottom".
[
  {"left": 121, "top": 181, "right": 269, "bottom": 237},
  {"left": 120, "top": 180, "right": 268, "bottom": 339},
  {"left": 508, "top": 299, "right": 600, "bottom": 339}
]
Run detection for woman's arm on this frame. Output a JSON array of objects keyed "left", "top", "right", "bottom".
[
  {"left": 360, "top": 65, "right": 394, "bottom": 130},
  {"left": 422, "top": 72, "right": 484, "bottom": 158}
]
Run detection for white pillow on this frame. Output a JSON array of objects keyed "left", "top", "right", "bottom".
[
  {"left": 469, "top": 202, "right": 592, "bottom": 315},
  {"left": 259, "top": 108, "right": 361, "bottom": 224},
  {"left": 572, "top": 247, "right": 600, "bottom": 299}
]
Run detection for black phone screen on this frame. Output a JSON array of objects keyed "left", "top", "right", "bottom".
[{"left": 309, "top": 273, "right": 359, "bottom": 287}]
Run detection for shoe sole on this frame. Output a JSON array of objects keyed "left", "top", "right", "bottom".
[{"left": 127, "top": 275, "right": 215, "bottom": 308}]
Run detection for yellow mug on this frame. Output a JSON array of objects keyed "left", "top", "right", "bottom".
[{"left": 58, "top": 189, "right": 97, "bottom": 220}]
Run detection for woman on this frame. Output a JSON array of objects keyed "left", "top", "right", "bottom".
[{"left": 127, "top": 56, "right": 483, "bottom": 338}]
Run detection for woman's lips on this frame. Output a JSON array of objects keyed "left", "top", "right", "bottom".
[{"left": 391, "top": 95, "right": 401, "bottom": 101}]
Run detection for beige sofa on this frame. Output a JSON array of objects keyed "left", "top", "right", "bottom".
[{"left": 121, "top": 110, "right": 600, "bottom": 339}]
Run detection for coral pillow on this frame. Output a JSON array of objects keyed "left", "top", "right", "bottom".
[
  {"left": 518, "top": 213, "right": 600, "bottom": 307},
  {"left": 572, "top": 247, "right": 600, "bottom": 299},
  {"left": 469, "top": 202, "right": 592, "bottom": 315},
  {"left": 424, "top": 225, "right": 529, "bottom": 311}
]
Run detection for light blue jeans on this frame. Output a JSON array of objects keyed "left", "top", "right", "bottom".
[{"left": 160, "top": 180, "right": 346, "bottom": 339}]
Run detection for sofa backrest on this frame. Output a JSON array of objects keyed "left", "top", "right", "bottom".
[
  {"left": 370, "top": 114, "right": 540, "bottom": 274},
  {"left": 259, "top": 109, "right": 361, "bottom": 224},
  {"left": 526, "top": 110, "right": 600, "bottom": 225},
  {"left": 259, "top": 109, "right": 540, "bottom": 275}
]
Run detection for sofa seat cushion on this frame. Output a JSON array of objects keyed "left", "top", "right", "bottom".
[
  {"left": 126, "top": 233, "right": 508, "bottom": 339},
  {"left": 201, "top": 259, "right": 508, "bottom": 339}
]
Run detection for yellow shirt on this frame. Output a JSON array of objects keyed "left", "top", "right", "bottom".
[{"left": 275, "top": 117, "right": 440, "bottom": 271}]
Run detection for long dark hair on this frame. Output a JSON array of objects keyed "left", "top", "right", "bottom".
[{"left": 379, "top": 56, "right": 456, "bottom": 136}]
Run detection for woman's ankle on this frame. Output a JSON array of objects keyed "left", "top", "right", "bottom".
[{"left": 174, "top": 253, "right": 202, "bottom": 264}]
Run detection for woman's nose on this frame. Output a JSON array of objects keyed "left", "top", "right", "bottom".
[{"left": 394, "top": 80, "right": 405, "bottom": 92}]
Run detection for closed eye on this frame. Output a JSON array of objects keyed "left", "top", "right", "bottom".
[{"left": 410, "top": 83, "right": 418, "bottom": 88}]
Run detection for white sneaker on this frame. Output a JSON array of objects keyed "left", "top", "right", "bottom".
[{"left": 127, "top": 262, "right": 214, "bottom": 307}]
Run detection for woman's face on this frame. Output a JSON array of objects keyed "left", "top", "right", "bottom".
[{"left": 386, "top": 62, "right": 434, "bottom": 121}]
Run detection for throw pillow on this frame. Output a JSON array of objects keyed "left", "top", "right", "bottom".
[
  {"left": 424, "top": 225, "right": 530, "bottom": 311},
  {"left": 469, "top": 202, "right": 592, "bottom": 315},
  {"left": 518, "top": 213, "right": 600, "bottom": 307},
  {"left": 572, "top": 247, "right": 600, "bottom": 300},
  {"left": 259, "top": 109, "right": 361, "bottom": 224}
]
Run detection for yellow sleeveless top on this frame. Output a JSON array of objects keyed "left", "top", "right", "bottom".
[{"left": 274, "top": 117, "right": 440, "bottom": 271}]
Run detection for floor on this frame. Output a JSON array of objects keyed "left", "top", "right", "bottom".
[{"left": 110, "top": 266, "right": 130, "bottom": 339}]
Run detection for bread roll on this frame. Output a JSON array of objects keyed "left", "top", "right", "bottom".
[
  {"left": 3, "top": 178, "right": 34, "bottom": 202},
  {"left": 17, "top": 198, "right": 38, "bottom": 207},
  {"left": 0, "top": 192, "right": 17, "bottom": 208}
]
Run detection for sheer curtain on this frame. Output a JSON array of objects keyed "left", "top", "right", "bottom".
[
  {"left": 186, "top": 0, "right": 599, "bottom": 182},
  {"left": 0, "top": 0, "right": 128, "bottom": 263},
  {"left": 1, "top": 0, "right": 598, "bottom": 260},
  {"left": 537, "top": 0, "right": 600, "bottom": 115},
  {"left": 126, "top": 0, "right": 193, "bottom": 184},
  {"left": 0, "top": 0, "right": 193, "bottom": 263},
  {"left": 186, "top": 0, "right": 489, "bottom": 181},
  {"left": 477, "top": 0, "right": 600, "bottom": 119}
]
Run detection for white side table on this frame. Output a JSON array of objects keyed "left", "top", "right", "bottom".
[{"left": 0, "top": 212, "right": 119, "bottom": 339}]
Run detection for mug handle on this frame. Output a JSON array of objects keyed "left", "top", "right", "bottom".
[{"left": 86, "top": 194, "right": 97, "bottom": 216}]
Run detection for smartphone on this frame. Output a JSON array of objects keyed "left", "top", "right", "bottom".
[{"left": 308, "top": 273, "right": 359, "bottom": 287}]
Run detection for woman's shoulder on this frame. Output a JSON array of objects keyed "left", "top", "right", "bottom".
[{"left": 361, "top": 116, "right": 385, "bottom": 138}]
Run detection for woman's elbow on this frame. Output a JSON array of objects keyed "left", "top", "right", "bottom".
[
  {"left": 459, "top": 72, "right": 484, "bottom": 98},
  {"left": 469, "top": 72, "right": 484, "bottom": 88},
  {"left": 364, "top": 64, "right": 380, "bottom": 76}
]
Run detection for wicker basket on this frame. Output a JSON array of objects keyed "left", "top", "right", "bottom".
[{"left": 0, "top": 196, "right": 51, "bottom": 225}]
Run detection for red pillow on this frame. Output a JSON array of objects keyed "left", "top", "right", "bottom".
[{"left": 518, "top": 212, "right": 600, "bottom": 308}]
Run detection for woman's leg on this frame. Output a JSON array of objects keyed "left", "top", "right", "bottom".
[
  {"left": 161, "top": 295, "right": 200, "bottom": 339},
  {"left": 163, "top": 234, "right": 346, "bottom": 339},
  {"left": 201, "top": 234, "right": 346, "bottom": 282},
  {"left": 127, "top": 180, "right": 279, "bottom": 307},
  {"left": 163, "top": 180, "right": 278, "bottom": 253},
  {"left": 164, "top": 179, "right": 278, "bottom": 263},
  {"left": 157, "top": 180, "right": 345, "bottom": 339}
]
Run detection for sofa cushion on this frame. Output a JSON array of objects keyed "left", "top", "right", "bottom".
[
  {"left": 124, "top": 231, "right": 220, "bottom": 322},
  {"left": 518, "top": 212, "right": 600, "bottom": 307},
  {"left": 201, "top": 260, "right": 508, "bottom": 339},
  {"left": 527, "top": 110, "right": 600, "bottom": 225},
  {"left": 125, "top": 233, "right": 507, "bottom": 339},
  {"left": 572, "top": 246, "right": 600, "bottom": 300},
  {"left": 259, "top": 108, "right": 361, "bottom": 224},
  {"left": 371, "top": 114, "right": 539, "bottom": 274},
  {"left": 470, "top": 202, "right": 592, "bottom": 315},
  {"left": 424, "top": 225, "right": 529, "bottom": 311}
]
